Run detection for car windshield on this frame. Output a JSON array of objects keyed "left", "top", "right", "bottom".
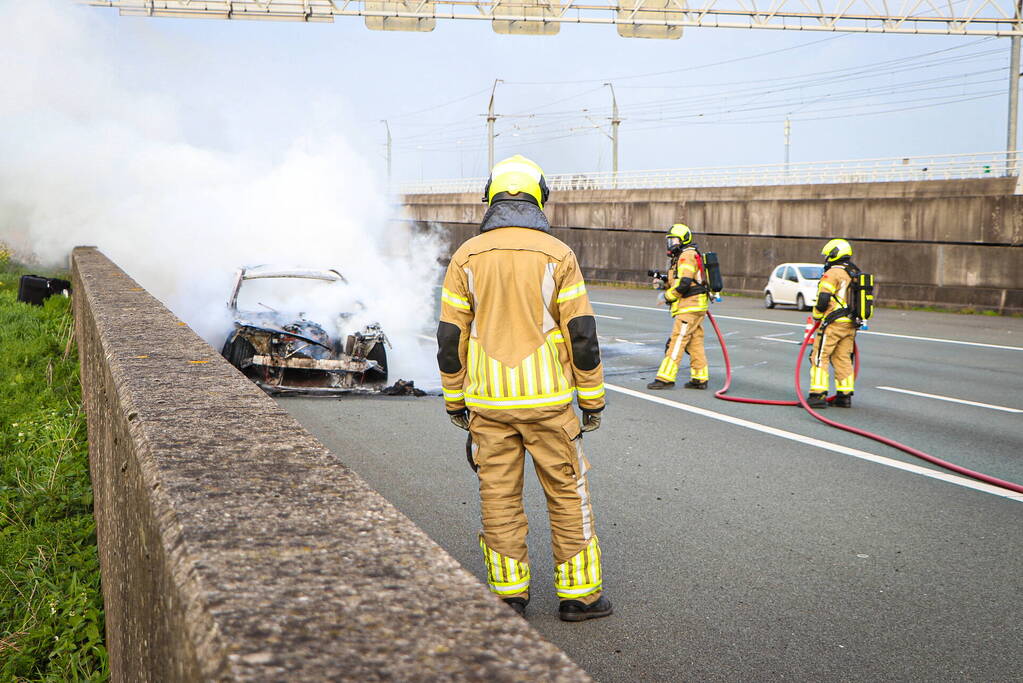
[
  {"left": 798, "top": 266, "right": 824, "bottom": 280},
  {"left": 235, "top": 276, "right": 353, "bottom": 316}
]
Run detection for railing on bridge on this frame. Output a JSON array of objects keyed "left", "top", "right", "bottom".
[{"left": 400, "top": 151, "right": 1018, "bottom": 194}]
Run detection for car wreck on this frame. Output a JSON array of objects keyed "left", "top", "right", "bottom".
[{"left": 220, "top": 267, "right": 389, "bottom": 395}]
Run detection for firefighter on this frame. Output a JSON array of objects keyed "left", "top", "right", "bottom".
[
  {"left": 647, "top": 223, "right": 710, "bottom": 390},
  {"left": 807, "top": 238, "right": 858, "bottom": 408},
  {"left": 436, "top": 155, "right": 612, "bottom": 622}
]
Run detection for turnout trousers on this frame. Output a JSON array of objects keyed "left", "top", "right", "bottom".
[
  {"left": 809, "top": 321, "right": 856, "bottom": 394},
  {"left": 469, "top": 408, "right": 603, "bottom": 604},
  {"left": 656, "top": 311, "right": 708, "bottom": 383}
]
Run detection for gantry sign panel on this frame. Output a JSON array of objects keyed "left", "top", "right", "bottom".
[
  {"left": 492, "top": 0, "right": 563, "bottom": 35},
  {"left": 89, "top": 0, "right": 1023, "bottom": 36},
  {"left": 365, "top": 0, "right": 436, "bottom": 30},
  {"left": 617, "top": 0, "right": 683, "bottom": 39}
]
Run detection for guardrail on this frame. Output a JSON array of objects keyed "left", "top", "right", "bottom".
[{"left": 400, "top": 151, "right": 1017, "bottom": 194}]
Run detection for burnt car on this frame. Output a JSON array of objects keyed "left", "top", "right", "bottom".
[{"left": 220, "top": 267, "right": 389, "bottom": 395}]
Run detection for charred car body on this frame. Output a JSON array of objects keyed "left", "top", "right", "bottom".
[{"left": 220, "top": 267, "right": 389, "bottom": 395}]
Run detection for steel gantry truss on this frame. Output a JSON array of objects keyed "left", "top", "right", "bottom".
[{"left": 88, "top": 0, "right": 1023, "bottom": 36}]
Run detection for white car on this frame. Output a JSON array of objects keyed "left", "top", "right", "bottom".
[{"left": 764, "top": 262, "right": 823, "bottom": 311}]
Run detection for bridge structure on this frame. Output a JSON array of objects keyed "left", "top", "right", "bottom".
[{"left": 402, "top": 155, "right": 1023, "bottom": 314}]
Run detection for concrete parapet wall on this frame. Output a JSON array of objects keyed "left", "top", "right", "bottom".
[
  {"left": 425, "top": 223, "right": 1023, "bottom": 314},
  {"left": 72, "top": 247, "right": 587, "bottom": 682},
  {"left": 404, "top": 178, "right": 1023, "bottom": 245}
]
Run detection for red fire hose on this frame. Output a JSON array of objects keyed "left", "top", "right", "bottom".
[{"left": 705, "top": 311, "right": 1023, "bottom": 494}]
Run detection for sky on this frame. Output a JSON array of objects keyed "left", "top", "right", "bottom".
[{"left": 62, "top": 2, "right": 1016, "bottom": 183}]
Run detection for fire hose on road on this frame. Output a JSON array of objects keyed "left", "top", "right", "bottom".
[{"left": 704, "top": 311, "right": 1023, "bottom": 494}]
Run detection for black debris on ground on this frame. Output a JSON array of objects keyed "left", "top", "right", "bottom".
[{"left": 380, "top": 379, "right": 427, "bottom": 397}]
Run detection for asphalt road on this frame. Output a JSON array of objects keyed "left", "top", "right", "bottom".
[{"left": 278, "top": 288, "right": 1023, "bottom": 682}]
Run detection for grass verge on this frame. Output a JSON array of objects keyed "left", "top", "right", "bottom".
[{"left": 0, "top": 260, "right": 108, "bottom": 681}]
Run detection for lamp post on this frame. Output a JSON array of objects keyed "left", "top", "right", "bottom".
[{"left": 380, "top": 119, "right": 392, "bottom": 184}]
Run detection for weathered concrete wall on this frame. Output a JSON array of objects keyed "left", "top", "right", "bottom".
[
  {"left": 424, "top": 223, "right": 1023, "bottom": 313},
  {"left": 404, "top": 178, "right": 1023, "bottom": 245},
  {"left": 72, "top": 247, "right": 588, "bottom": 682},
  {"left": 405, "top": 178, "right": 1023, "bottom": 312}
]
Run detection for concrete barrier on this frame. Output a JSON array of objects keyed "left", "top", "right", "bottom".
[
  {"left": 403, "top": 178, "right": 1023, "bottom": 245},
  {"left": 72, "top": 247, "right": 588, "bottom": 682},
  {"left": 405, "top": 178, "right": 1023, "bottom": 313},
  {"left": 421, "top": 222, "right": 1023, "bottom": 314}
]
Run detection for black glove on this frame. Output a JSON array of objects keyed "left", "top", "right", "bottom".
[
  {"left": 581, "top": 409, "right": 602, "bottom": 433},
  {"left": 448, "top": 408, "right": 469, "bottom": 431}
]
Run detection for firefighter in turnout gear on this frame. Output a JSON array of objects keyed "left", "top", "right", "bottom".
[
  {"left": 436, "top": 155, "right": 612, "bottom": 622},
  {"left": 808, "top": 238, "right": 858, "bottom": 409},
  {"left": 647, "top": 223, "right": 710, "bottom": 390}
]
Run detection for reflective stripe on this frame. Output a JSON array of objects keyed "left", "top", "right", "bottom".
[
  {"left": 442, "top": 388, "right": 464, "bottom": 401},
  {"left": 577, "top": 384, "right": 605, "bottom": 400},
  {"left": 506, "top": 367, "right": 520, "bottom": 398},
  {"left": 490, "top": 357, "right": 503, "bottom": 398},
  {"left": 820, "top": 281, "right": 837, "bottom": 293},
  {"left": 555, "top": 537, "right": 602, "bottom": 600},
  {"left": 441, "top": 287, "right": 471, "bottom": 310},
  {"left": 466, "top": 390, "right": 575, "bottom": 409},
  {"left": 679, "top": 264, "right": 696, "bottom": 274},
  {"left": 657, "top": 357, "right": 679, "bottom": 382},
  {"left": 522, "top": 354, "right": 537, "bottom": 396},
  {"left": 575, "top": 438, "right": 593, "bottom": 539},
  {"left": 557, "top": 281, "right": 587, "bottom": 303},
  {"left": 480, "top": 535, "right": 531, "bottom": 596},
  {"left": 669, "top": 323, "right": 688, "bottom": 361},
  {"left": 691, "top": 367, "right": 709, "bottom": 381}
]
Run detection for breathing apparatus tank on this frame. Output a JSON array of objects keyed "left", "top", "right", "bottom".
[{"left": 702, "top": 252, "right": 724, "bottom": 302}]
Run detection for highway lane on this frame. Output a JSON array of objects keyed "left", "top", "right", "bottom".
[
  {"left": 278, "top": 288, "right": 1022, "bottom": 681},
  {"left": 588, "top": 290, "right": 1023, "bottom": 487}
]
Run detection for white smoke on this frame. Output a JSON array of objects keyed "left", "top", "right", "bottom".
[{"left": 0, "top": 1, "right": 445, "bottom": 389}]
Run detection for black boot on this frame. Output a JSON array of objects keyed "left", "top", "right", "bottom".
[
  {"left": 647, "top": 379, "right": 675, "bottom": 390},
  {"left": 684, "top": 379, "right": 708, "bottom": 390},
  {"left": 502, "top": 596, "right": 528, "bottom": 616},
  {"left": 833, "top": 392, "right": 853, "bottom": 408},
  {"left": 559, "top": 595, "right": 613, "bottom": 622},
  {"left": 807, "top": 392, "right": 828, "bottom": 409}
]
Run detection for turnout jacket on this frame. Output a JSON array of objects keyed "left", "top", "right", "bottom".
[
  {"left": 437, "top": 201, "right": 605, "bottom": 423},
  {"left": 813, "top": 264, "right": 853, "bottom": 324},
  {"left": 664, "top": 248, "right": 709, "bottom": 317}
]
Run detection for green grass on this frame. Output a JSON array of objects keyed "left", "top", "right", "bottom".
[{"left": 0, "top": 261, "right": 108, "bottom": 682}]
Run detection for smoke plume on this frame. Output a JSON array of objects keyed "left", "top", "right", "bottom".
[{"left": 0, "top": 1, "right": 444, "bottom": 388}]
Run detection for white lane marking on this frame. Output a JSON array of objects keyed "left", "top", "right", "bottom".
[
  {"left": 590, "top": 301, "right": 1023, "bottom": 352},
  {"left": 595, "top": 314, "right": 624, "bottom": 320},
  {"left": 762, "top": 332, "right": 795, "bottom": 338},
  {"left": 605, "top": 383, "right": 1023, "bottom": 502},
  {"left": 757, "top": 336, "right": 801, "bottom": 345},
  {"left": 614, "top": 338, "right": 646, "bottom": 345},
  {"left": 876, "top": 386, "right": 1023, "bottom": 414}
]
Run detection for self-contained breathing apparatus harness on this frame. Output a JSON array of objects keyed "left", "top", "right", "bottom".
[{"left": 816, "top": 261, "right": 875, "bottom": 330}]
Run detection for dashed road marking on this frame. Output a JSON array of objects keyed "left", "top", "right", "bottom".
[
  {"left": 876, "top": 386, "right": 1023, "bottom": 414},
  {"left": 605, "top": 383, "right": 1023, "bottom": 502},
  {"left": 590, "top": 301, "right": 1023, "bottom": 352},
  {"left": 757, "top": 336, "right": 801, "bottom": 345}
]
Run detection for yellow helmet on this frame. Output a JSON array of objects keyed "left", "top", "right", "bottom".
[
  {"left": 483, "top": 154, "right": 550, "bottom": 209},
  {"left": 821, "top": 238, "right": 853, "bottom": 265},
  {"left": 666, "top": 223, "right": 693, "bottom": 256}
]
